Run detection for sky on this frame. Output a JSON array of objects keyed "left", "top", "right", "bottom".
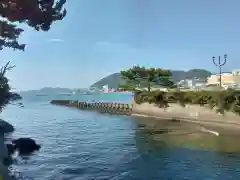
[{"left": 2, "top": 0, "right": 240, "bottom": 91}]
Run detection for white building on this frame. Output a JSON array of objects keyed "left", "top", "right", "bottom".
[
  {"left": 102, "top": 85, "right": 109, "bottom": 93},
  {"left": 207, "top": 70, "right": 240, "bottom": 88},
  {"left": 177, "top": 78, "right": 206, "bottom": 89},
  {"left": 232, "top": 69, "right": 240, "bottom": 86}
]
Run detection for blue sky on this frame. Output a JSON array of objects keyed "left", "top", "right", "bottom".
[{"left": 2, "top": 0, "right": 240, "bottom": 91}]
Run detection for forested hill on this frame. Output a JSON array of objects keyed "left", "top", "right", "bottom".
[
  {"left": 90, "top": 69, "right": 212, "bottom": 89},
  {"left": 90, "top": 73, "right": 123, "bottom": 89},
  {"left": 171, "top": 69, "right": 211, "bottom": 82}
]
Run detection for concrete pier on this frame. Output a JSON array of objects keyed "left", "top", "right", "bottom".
[{"left": 50, "top": 100, "right": 133, "bottom": 115}]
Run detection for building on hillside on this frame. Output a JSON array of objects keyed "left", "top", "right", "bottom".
[
  {"left": 177, "top": 79, "right": 191, "bottom": 88},
  {"left": 89, "top": 87, "right": 102, "bottom": 92},
  {"left": 101, "top": 85, "right": 117, "bottom": 93},
  {"left": 193, "top": 79, "right": 207, "bottom": 89},
  {"left": 207, "top": 73, "right": 234, "bottom": 86},
  {"left": 232, "top": 69, "right": 240, "bottom": 86},
  {"left": 102, "top": 85, "right": 109, "bottom": 93},
  {"left": 207, "top": 70, "right": 240, "bottom": 88},
  {"left": 177, "top": 78, "right": 206, "bottom": 89}
]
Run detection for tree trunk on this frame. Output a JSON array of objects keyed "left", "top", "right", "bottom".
[{"left": 148, "top": 83, "right": 151, "bottom": 92}]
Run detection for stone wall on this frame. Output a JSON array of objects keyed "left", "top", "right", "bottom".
[
  {"left": 50, "top": 100, "right": 133, "bottom": 115},
  {"left": 50, "top": 100, "right": 240, "bottom": 130},
  {"left": 132, "top": 102, "right": 240, "bottom": 129}
]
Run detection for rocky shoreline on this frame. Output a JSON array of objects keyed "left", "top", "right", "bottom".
[
  {"left": 0, "top": 119, "right": 14, "bottom": 179},
  {"left": 0, "top": 119, "right": 41, "bottom": 179}
]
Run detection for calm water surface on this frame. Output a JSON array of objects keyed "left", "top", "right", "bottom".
[{"left": 1, "top": 93, "right": 240, "bottom": 180}]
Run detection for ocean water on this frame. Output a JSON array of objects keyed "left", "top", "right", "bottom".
[{"left": 1, "top": 93, "right": 240, "bottom": 180}]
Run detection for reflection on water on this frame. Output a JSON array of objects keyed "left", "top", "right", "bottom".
[
  {"left": 135, "top": 117, "right": 240, "bottom": 152},
  {"left": 2, "top": 93, "right": 240, "bottom": 179},
  {"left": 134, "top": 121, "right": 240, "bottom": 179}
]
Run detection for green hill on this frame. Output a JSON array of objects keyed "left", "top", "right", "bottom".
[
  {"left": 171, "top": 69, "right": 211, "bottom": 82},
  {"left": 90, "top": 73, "right": 124, "bottom": 89},
  {"left": 19, "top": 87, "right": 73, "bottom": 95},
  {"left": 90, "top": 69, "right": 212, "bottom": 89}
]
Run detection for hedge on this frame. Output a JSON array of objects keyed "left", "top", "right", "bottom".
[{"left": 134, "top": 90, "right": 240, "bottom": 115}]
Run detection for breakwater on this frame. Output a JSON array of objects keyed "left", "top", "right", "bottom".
[{"left": 50, "top": 100, "right": 133, "bottom": 115}]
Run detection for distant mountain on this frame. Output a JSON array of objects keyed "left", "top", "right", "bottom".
[
  {"left": 171, "top": 69, "right": 212, "bottom": 83},
  {"left": 90, "top": 69, "right": 212, "bottom": 89},
  {"left": 19, "top": 87, "right": 73, "bottom": 95},
  {"left": 91, "top": 73, "right": 125, "bottom": 89},
  {"left": 72, "top": 88, "right": 89, "bottom": 93}
]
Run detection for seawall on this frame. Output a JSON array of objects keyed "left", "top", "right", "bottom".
[
  {"left": 50, "top": 100, "right": 133, "bottom": 115},
  {"left": 132, "top": 102, "right": 240, "bottom": 131},
  {"left": 50, "top": 100, "right": 240, "bottom": 131}
]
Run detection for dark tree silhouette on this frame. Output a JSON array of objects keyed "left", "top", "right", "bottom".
[
  {"left": 0, "top": 0, "right": 67, "bottom": 110},
  {"left": 0, "top": 0, "right": 67, "bottom": 50}
]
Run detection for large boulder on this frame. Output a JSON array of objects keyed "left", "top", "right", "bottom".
[
  {"left": 12, "top": 138, "right": 41, "bottom": 155},
  {"left": 0, "top": 119, "right": 14, "bottom": 134}
]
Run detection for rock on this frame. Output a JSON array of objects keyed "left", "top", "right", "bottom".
[
  {"left": 6, "top": 144, "right": 15, "bottom": 155},
  {"left": 0, "top": 135, "right": 14, "bottom": 179},
  {"left": 3, "top": 156, "right": 13, "bottom": 166},
  {"left": 0, "top": 119, "right": 14, "bottom": 134},
  {"left": 12, "top": 138, "right": 41, "bottom": 155},
  {"left": 2, "top": 143, "right": 14, "bottom": 166},
  {"left": 0, "top": 135, "right": 8, "bottom": 160}
]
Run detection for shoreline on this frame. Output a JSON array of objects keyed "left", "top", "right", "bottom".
[
  {"left": 132, "top": 113, "right": 240, "bottom": 132},
  {"left": 0, "top": 119, "right": 14, "bottom": 180},
  {"left": 0, "top": 119, "right": 39, "bottom": 179},
  {"left": 131, "top": 102, "right": 240, "bottom": 133}
]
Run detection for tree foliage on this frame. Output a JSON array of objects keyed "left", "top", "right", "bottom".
[
  {"left": 0, "top": 0, "right": 67, "bottom": 111},
  {"left": 0, "top": 0, "right": 67, "bottom": 50},
  {"left": 118, "top": 84, "right": 135, "bottom": 91},
  {"left": 0, "top": 62, "right": 22, "bottom": 111},
  {"left": 134, "top": 90, "right": 240, "bottom": 115},
  {"left": 120, "top": 66, "right": 174, "bottom": 92}
]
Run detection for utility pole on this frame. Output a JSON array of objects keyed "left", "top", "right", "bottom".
[{"left": 212, "top": 54, "right": 227, "bottom": 88}]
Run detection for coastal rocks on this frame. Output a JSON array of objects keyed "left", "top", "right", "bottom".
[
  {"left": 0, "top": 119, "right": 14, "bottom": 134},
  {"left": 12, "top": 138, "right": 41, "bottom": 155},
  {"left": 0, "top": 134, "right": 13, "bottom": 180},
  {"left": 0, "top": 120, "right": 41, "bottom": 179},
  {"left": 0, "top": 136, "right": 41, "bottom": 179},
  {"left": 0, "top": 134, "right": 9, "bottom": 160},
  {"left": 6, "top": 144, "right": 15, "bottom": 155}
]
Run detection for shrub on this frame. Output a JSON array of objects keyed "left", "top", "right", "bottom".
[{"left": 134, "top": 90, "right": 240, "bottom": 115}]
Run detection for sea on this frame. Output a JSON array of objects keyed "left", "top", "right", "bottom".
[{"left": 1, "top": 93, "right": 240, "bottom": 180}]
